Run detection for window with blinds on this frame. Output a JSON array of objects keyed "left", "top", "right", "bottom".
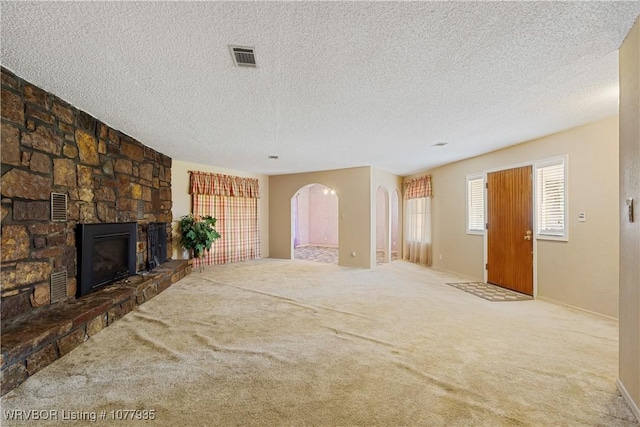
[
  {"left": 467, "top": 175, "right": 485, "bottom": 234},
  {"left": 536, "top": 158, "right": 567, "bottom": 239}
]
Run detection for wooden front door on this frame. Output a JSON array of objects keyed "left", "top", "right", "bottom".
[{"left": 487, "top": 166, "right": 533, "bottom": 295}]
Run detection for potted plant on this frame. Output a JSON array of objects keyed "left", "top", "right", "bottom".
[{"left": 178, "top": 214, "right": 221, "bottom": 271}]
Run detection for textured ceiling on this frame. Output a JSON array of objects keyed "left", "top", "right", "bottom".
[{"left": 2, "top": 2, "right": 639, "bottom": 176}]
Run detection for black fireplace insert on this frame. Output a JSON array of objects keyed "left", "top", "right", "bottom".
[{"left": 77, "top": 222, "right": 137, "bottom": 297}]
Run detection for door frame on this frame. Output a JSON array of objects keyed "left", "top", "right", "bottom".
[{"left": 482, "top": 161, "right": 538, "bottom": 298}]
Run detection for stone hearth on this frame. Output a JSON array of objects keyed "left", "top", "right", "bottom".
[{"left": 1, "top": 259, "right": 192, "bottom": 395}]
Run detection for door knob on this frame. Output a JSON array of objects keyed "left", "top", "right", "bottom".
[{"left": 524, "top": 230, "right": 532, "bottom": 240}]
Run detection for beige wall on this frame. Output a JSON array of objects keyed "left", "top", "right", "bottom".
[
  {"left": 171, "top": 160, "right": 269, "bottom": 260},
  {"left": 406, "top": 116, "right": 620, "bottom": 318},
  {"left": 270, "top": 167, "right": 373, "bottom": 268},
  {"left": 619, "top": 17, "right": 640, "bottom": 419}
]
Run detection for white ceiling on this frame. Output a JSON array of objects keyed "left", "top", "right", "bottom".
[{"left": 2, "top": 2, "right": 639, "bottom": 176}]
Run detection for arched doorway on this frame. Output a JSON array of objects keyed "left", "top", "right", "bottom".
[
  {"left": 391, "top": 190, "right": 400, "bottom": 261},
  {"left": 291, "top": 184, "right": 339, "bottom": 264},
  {"left": 376, "top": 186, "right": 390, "bottom": 265}
]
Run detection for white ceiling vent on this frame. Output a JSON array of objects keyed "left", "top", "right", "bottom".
[{"left": 230, "top": 46, "right": 256, "bottom": 68}]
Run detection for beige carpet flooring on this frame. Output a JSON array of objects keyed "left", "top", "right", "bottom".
[{"left": 1, "top": 259, "right": 638, "bottom": 426}]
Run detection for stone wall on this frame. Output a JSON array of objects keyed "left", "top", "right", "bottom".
[
  {"left": 1, "top": 67, "right": 173, "bottom": 321},
  {"left": 1, "top": 259, "right": 191, "bottom": 395}
]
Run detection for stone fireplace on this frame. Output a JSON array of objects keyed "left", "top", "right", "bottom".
[
  {"left": 1, "top": 65, "right": 173, "bottom": 318},
  {"left": 76, "top": 222, "right": 138, "bottom": 297},
  {"left": 1, "top": 67, "right": 190, "bottom": 394}
]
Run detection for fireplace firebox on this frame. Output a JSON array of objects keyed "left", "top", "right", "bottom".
[{"left": 77, "top": 222, "right": 137, "bottom": 297}]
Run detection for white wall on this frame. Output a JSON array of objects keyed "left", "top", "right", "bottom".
[{"left": 171, "top": 160, "right": 269, "bottom": 259}]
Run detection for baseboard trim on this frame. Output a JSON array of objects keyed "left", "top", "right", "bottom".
[
  {"left": 294, "top": 244, "right": 338, "bottom": 249},
  {"left": 617, "top": 378, "right": 640, "bottom": 422},
  {"left": 536, "top": 296, "right": 618, "bottom": 321}
]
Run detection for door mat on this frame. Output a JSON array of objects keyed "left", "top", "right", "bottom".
[{"left": 445, "top": 282, "right": 533, "bottom": 302}]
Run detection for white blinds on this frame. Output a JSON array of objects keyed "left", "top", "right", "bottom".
[
  {"left": 536, "top": 161, "right": 565, "bottom": 236},
  {"left": 467, "top": 176, "right": 484, "bottom": 233}
]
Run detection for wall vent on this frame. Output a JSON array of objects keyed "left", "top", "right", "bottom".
[
  {"left": 137, "top": 200, "right": 145, "bottom": 220},
  {"left": 230, "top": 46, "right": 257, "bottom": 67},
  {"left": 50, "top": 270, "right": 67, "bottom": 303},
  {"left": 51, "top": 193, "right": 67, "bottom": 222}
]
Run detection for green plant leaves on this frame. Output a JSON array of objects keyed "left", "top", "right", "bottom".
[{"left": 179, "top": 214, "right": 221, "bottom": 259}]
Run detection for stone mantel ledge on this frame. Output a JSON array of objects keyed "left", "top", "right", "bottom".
[{"left": 0, "top": 259, "right": 192, "bottom": 395}]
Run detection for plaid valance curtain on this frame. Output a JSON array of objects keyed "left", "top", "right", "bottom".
[
  {"left": 189, "top": 171, "right": 260, "bottom": 198},
  {"left": 189, "top": 171, "right": 260, "bottom": 267},
  {"left": 405, "top": 175, "right": 432, "bottom": 199}
]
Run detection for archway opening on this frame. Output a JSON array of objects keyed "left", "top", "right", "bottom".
[
  {"left": 376, "top": 186, "right": 390, "bottom": 265},
  {"left": 291, "top": 184, "right": 339, "bottom": 264},
  {"left": 391, "top": 190, "right": 400, "bottom": 261}
]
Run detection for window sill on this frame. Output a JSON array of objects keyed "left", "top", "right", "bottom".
[{"left": 536, "top": 234, "right": 568, "bottom": 242}]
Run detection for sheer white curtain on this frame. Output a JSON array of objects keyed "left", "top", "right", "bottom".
[
  {"left": 403, "top": 175, "right": 432, "bottom": 266},
  {"left": 404, "top": 197, "right": 432, "bottom": 265}
]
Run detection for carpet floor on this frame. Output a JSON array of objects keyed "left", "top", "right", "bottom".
[{"left": 1, "top": 259, "right": 637, "bottom": 426}]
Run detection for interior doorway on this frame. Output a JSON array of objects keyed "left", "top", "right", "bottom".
[
  {"left": 391, "top": 190, "right": 400, "bottom": 261},
  {"left": 291, "top": 184, "right": 339, "bottom": 264},
  {"left": 486, "top": 166, "right": 534, "bottom": 295},
  {"left": 376, "top": 186, "right": 390, "bottom": 264}
]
